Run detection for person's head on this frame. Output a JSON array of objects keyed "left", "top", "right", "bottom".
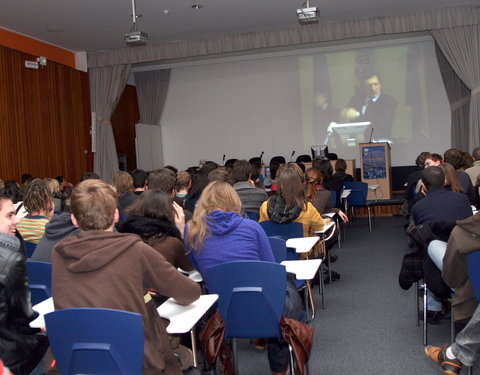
[
  {"left": 249, "top": 157, "right": 262, "bottom": 171},
  {"left": 438, "top": 163, "right": 463, "bottom": 193},
  {"left": 276, "top": 166, "right": 307, "bottom": 210},
  {"left": 80, "top": 171, "right": 100, "bottom": 181},
  {"left": 70, "top": 179, "right": 118, "bottom": 231},
  {"left": 60, "top": 187, "right": 74, "bottom": 213},
  {"left": 147, "top": 168, "right": 177, "bottom": 196},
  {"left": 312, "top": 158, "right": 333, "bottom": 180},
  {"left": 460, "top": 152, "right": 474, "bottom": 170},
  {"left": 443, "top": 148, "right": 463, "bottom": 170},
  {"left": 112, "top": 171, "right": 134, "bottom": 194},
  {"left": 208, "top": 168, "right": 234, "bottom": 184},
  {"left": 0, "top": 197, "right": 20, "bottom": 236},
  {"left": 4, "top": 180, "right": 22, "bottom": 204},
  {"left": 187, "top": 181, "right": 242, "bottom": 251},
  {"left": 164, "top": 165, "right": 178, "bottom": 174},
  {"left": 335, "top": 159, "right": 347, "bottom": 173},
  {"left": 224, "top": 159, "right": 238, "bottom": 171},
  {"left": 296, "top": 162, "right": 306, "bottom": 174},
  {"left": 231, "top": 160, "right": 253, "bottom": 183},
  {"left": 21, "top": 174, "right": 33, "bottom": 185},
  {"left": 268, "top": 160, "right": 281, "bottom": 181},
  {"left": 129, "top": 169, "right": 148, "bottom": 189},
  {"left": 44, "top": 178, "right": 60, "bottom": 196},
  {"left": 126, "top": 190, "right": 174, "bottom": 223},
  {"left": 305, "top": 167, "right": 323, "bottom": 202},
  {"left": 363, "top": 74, "right": 381, "bottom": 99},
  {"left": 424, "top": 153, "right": 442, "bottom": 167},
  {"left": 200, "top": 161, "right": 219, "bottom": 176},
  {"left": 176, "top": 171, "right": 192, "bottom": 193},
  {"left": 472, "top": 147, "right": 480, "bottom": 162},
  {"left": 23, "top": 179, "right": 54, "bottom": 217},
  {"left": 421, "top": 166, "right": 446, "bottom": 191},
  {"left": 415, "top": 151, "right": 431, "bottom": 168}
]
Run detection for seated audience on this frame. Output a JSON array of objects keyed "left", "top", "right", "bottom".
[
  {"left": 79, "top": 171, "right": 100, "bottom": 181},
  {"left": 31, "top": 188, "right": 80, "bottom": 263},
  {"left": 17, "top": 179, "right": 54, "bottom": 244},
  {"left": 424, "top": 153, "right": 443, "bottom": 167},
  {"left": 49, "top": 179, "right": 201, "bottom": 375},
  {"left": 175, "top": 171, "right": 192, "bottom": 207},
  {"left": 231, "top": 160, "right": 268, "bottom": 215},
  {"left": 20, "top": 174, "right": 33, "bottom": 190},
  {"left": 332, "top": 158, "right": 354, "bottom": 182},
  {"left": 0, "top": 196, "right": 49, "bottom": 374},
  {"left": 184, "top": 181, "right": 302, "bottom": 375},
  {"left": 404, "top": 151, "right": 430, "bottom": 213},
  {"left": 312, "top": 158, "right": 342, "bottom": 207},
  {"left": 411, "top": 166, "right": 472, "bottom": 226},
  {"left": 263, "top": 159, "right": 281, "bottom": 188},
  {"left": 207, "top": 167, "right": 234, "bottom": 184},
  {"left": 55, "top": 176, "right": 72, "bottom": 192},
  {"left": 249, "top": 157, "right": 265, "bottom": 185},
  {"left": 44, "top": 178, "right": 62, "bottom": 212},
  {"left": 129, "top": 168, "right": 148, "bottom": 195},
  {"left": 4, "top": 180, "right": 26, "bottom": 218},
  {"left": 112, "top": 171, "right": 137, "bottom": 214},
  {"left": 438, "top": 162, "right": 463, "bottom": 193},
  {"left": 444, "top": 148, "right": 476, "bottom": 204},
  {"left": 465, "top": 147, "right": 480, "bottom": 186},
  {"left": 460, "top": 151, "right": 474, "bottom": 171},
  {"left": 259, "top": 163, "right": 326, "bottom": 240}
]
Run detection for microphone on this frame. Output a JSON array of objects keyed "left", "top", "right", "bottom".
[
  {"left": 290, "top": 150, "right": 295, "bottom": 162},
  {"left": 260, "top": 151, "right": 264, "bottom": 164},
  {"left": 368, "top": 127, "right": 374, "bottom": 144},
  {"left": 222, "top": 154, "right": 226, "bottom": 164}
]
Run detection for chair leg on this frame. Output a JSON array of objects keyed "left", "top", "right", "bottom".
[
  {"left": 319, "top": 262, "right": 325, "bottom": 309},
  {"left": 451, "top": 309, "right": 455, "bottom": 345},
  {"left": 303, "top": 286, "right": 310, "bottom": 322},
  {"left": 416, "top": 281, "right": 420, "bottom": 327},
  {"left": 367, "top": 206, "right": 372, "bottom": 232},
  {"left": 190, "top": 329, "right": 198, "bottom": 368},
  {"left": 288, "top": 345, "right": 295, "bottom": 375},
  {"left": 232, "top": 338, "right": 239, "bottom": 375},
  {"left": 423, "top": 283, "right": 428, "bottom": 346},
  {"left": 306, "top": 280, "right": 315, "bottom": 321}
]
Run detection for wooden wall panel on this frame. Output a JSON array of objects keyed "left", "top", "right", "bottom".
[
  {"left": 0, "top": 45, "right": 92, "bottom": 184},
  {"left": 111, "top": 84, "right": 139, "bottom": 171}
]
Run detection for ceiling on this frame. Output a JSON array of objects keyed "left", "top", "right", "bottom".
[{"left": 1, "top": 0, "right": 479, "bottom": 53}]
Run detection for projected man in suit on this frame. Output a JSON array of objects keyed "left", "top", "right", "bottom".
[
  {"left": 313, "top": 92, "right": 340, "bottom": 145},
  {"left": 341, "top": 74, "right": 397, "bottom": 140}
]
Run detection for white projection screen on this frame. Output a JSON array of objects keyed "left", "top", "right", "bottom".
[{"left": 159, "top": 35, "right": 451, "bottom": 170}]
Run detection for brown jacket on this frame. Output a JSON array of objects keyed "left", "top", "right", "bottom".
[
  {"left": 443, "top": 212, "right": 480, "bottom": 321},
  {"left": 51, "top": 230, "right": 201, "bottom": 374}
]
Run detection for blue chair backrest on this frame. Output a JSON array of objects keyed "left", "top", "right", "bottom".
[
  {"left": 25, "top": 241, "right": 37, "bottom": 258},
  {"left": 245, "top": 211, "right": 259, "bottom": 221},
  {"left": 328, "top": 190, "right": 337, "bottom": 207},
  {"left": 467, "top": 250, "right": 480, "bottom": 302},
  {"left": 45, "top": 308, "right": 144, "bottom": 375},
  {"left": 208, "top": 261, "right": 286, "bottom": 341},
  {"left": 259, "top": 221, "right": 303, "bottom": 239},
  {"left": 26, "top": 260, "right": 52, "bottom": 305},
  {"left": 343, "top": 181, "right": 368, "bottom": 206},
  {"left": 268, "top": 237, "right": 287, "bottom": 263}
]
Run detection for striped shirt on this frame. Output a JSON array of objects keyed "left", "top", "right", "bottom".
[{"left": 17, "top": 215, "right": 49, "bottom": 244}]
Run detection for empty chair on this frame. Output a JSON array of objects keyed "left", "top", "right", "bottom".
[
  {"left": 295, "top": 154, "right": 312, "bottom": 163},
  {"left": 343, "top": 181, "right": 374, "bottom": 232},
  {"left": 45, "top": 308, "right": 144, "bottom": 375},
  {"left": 26, "top": 260, "right": 52, "bottom": 305}
]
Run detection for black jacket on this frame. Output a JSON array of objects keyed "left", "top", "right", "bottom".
[{"left": 0, "top": 233, "right": 48, "bottom": 374}]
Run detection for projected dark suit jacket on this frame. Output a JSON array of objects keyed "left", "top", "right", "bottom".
[{"left": 347, "top": 92, "right": 398, "bottom": 139}]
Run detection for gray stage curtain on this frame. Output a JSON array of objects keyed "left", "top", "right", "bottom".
[
  {"left": 89, "top": 64, "right": 131, "bottom": 182},
  {"left": 431, "top": 25, "right": 480, "bottom": 152},
  {"left": 87, "top": 6, "right": 480, "bottom": 68},
  {"left": 434, "top": 43, "right": 471, "bottom": 151},
  {"left": 133, "top": 69, "right": 171, "bottom": 168}
]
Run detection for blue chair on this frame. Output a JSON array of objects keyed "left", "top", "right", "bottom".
[
  {"left": 268, "top": 236, "right": 288, "bottom": 263},
  {"left": 259, "top": 221, "right": 303, "bottom": 239},
  {"left": 45, "top": 308, "right": 144, "bottom": 375},
  {"left": 343, "top": 181, "right": 374, "bottom": 232},
  {"left": 25, "top": 241, "right": 37, "bottom": 258},
  {"left": 245, "top": 211, "right": 259, "bottom": 221},
  {"left": 208, "top": 261, "right": 300, "bottom": 374},
  {"left": 26, "top": 260, "right": 52, "bottom": 305}
]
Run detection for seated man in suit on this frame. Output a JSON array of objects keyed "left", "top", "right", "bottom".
[
  {"left": 411, "top": 166, "right": 472, "bottom": 226},
  {"left": 49, "top": 179, "right": 201, "bottom": 375},
  {"left": 231, "top": 160, "right": 268, "bottom": 216}
]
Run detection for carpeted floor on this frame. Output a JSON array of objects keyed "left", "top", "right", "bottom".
[{"left": 233, "top": 216, "right": 471, "bottom": 374}]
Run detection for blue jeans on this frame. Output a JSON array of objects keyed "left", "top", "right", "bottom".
[
  {"left": 451, "top": 303, "right": 480, "bottom": 367},
  {"left": 426, "top": 240, "right": 448, "bottom": 311}
]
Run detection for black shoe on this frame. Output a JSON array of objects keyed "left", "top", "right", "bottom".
[{"left": 419, "top": 310, "right": 440, "bottom": 325}]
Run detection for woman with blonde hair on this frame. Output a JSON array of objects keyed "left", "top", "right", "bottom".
[
  {"left": 184, "top": 180, "right": 301, "bottom": 375},
  {"left": 439, "top": 162, "right": 463, "bottom": 193}
]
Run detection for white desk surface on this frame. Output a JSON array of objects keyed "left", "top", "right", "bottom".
[
  {"left": 30, "top": 297, "right": 54, "bottom": 329},
  {"left": 157, "top": 294, "right": 218, "bottom": 334},
  {"left": 178, "top": 268, "right": 203, "bottom": 283},
  {"left": 368, "top": 184, "right": 379, "bottom": 190},
  {"left": 341, "top": 189, "right": 351, "bottom": 199},
  {"left": 286, "top": 236, "right": 319, "bottom": 253},
  {"left": 281, "top": 259, "right": 322, "bottom": 280},
  {"left": 322, "top": 212, "right": 335, "bottom": 218},
  {"left": 314, "top": 221, "right": 335, "bottom": 235}
]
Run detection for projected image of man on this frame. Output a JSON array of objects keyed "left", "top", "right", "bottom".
[{"left": 341, "top": 74, "right": 397, "bottom": 140}]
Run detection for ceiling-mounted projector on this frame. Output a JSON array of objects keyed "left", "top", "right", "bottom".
[
  {"left": 297, "top": 6, "right": 320, "bottom": 24},
  {"left": 125, "top": 30, "right": 148, "bottom": 45}
]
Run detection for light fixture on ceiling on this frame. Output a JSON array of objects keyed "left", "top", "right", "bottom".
[
  {"left": 296, "top": 0, "right": 320, "bottom": 25},
  {"left": 125, "top": 0, "right": 148, "bottom": 46}
]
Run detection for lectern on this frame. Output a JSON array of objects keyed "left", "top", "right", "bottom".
[{"left": 359, "top": 142, "right": 392, "bottom": 200}]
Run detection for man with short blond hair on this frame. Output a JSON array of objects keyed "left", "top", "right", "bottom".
[{"left": 51, "top": 179, "right": 201, "bottom": 374}]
